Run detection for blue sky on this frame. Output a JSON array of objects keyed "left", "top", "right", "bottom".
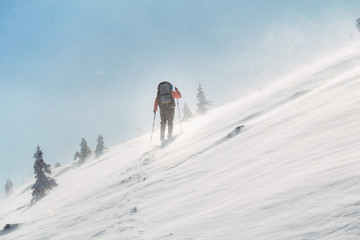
[{"left": 0, "top": 0, "right": 359, "bottom": 196}]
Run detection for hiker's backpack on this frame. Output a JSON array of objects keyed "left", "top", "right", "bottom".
[{"left": 157, "top": 81, "right": 175, "bottom": 108}]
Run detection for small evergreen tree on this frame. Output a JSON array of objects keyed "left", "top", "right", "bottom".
[
  {"left": 95, "top": 135, "right": 105, "bottom": 158},
  {"left": 74, "top": 138, "right": 92, "bottom": 164},
  {"left": 5, "top": 179, "right": 13, "bottom": 198},
  {"left": 80, "top": 138, "right": 92, "bottom": 162},
  {"left": 196, "top": 83, "right": 211, "bottom": 115},
  {"left": 74, "top": 151, "right": 80, "bottom": 161},
  {"left": 357, "top": 18, "right": 360, "bottom": 31},
  {"left": 31, "top": 146, "right": 57, "bottom": 202},
  {"left": 182, "top": 102, "right": 193, "bottom": 121}
]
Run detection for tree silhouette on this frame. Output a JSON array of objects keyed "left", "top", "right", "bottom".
[
  {"left": 95, "top": 135, "right": 105, "bottom": 158},
  {"left": 182, "top": 102, "right": 193, "bottom": 121},
  {"left": 31, "top": 146, "right": 57, "bottom": 202},
  {"left": 196, "top": 83, "right": 211, "bottom": 115}
]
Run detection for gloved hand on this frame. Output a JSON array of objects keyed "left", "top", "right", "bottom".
[{"left": 153, "top": 110, "right": 156, "bottom": 114}]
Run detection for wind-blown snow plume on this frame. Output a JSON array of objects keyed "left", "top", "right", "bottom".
[{"left": 0, "top": 43, "right": 360, "bottom": 239}]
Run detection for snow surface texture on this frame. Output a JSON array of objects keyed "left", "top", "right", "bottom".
[{"left": 1, "top": 44, "right": 360, "bottom": 240}]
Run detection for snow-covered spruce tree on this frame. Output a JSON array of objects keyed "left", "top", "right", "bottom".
[
  {"left": 5, "top": 179, "right": 13, "bottom": 198},
  {"left": 182, "top": 102, "right": 193, "bottom": 121},
  {"left": 31, "top": 146, "right": 57, "bottom": 202},
  {"left": 196, "top": 83, "right": 211, "bottom": 115},
  {"left": 74, "top": 151, "right": 80, "bottom": 160},
  {"left": 80, "top": 138, "right": 92, "bottom": 162},
  {"left": 74, "top": 138, "right": 92, "bottom": 164},
  {"left": 95, "top": 135, "right": 105, "bottom": 158},
  {"left": 74, "top": 151, "right": 80, "bottom": 161},
  {"left": 357, "top": 18, "right": 360, "bottom": 31}
]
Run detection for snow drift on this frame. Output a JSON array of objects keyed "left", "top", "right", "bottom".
[{"left": 1, "top": 44, "right": 360, "bottom": 240}]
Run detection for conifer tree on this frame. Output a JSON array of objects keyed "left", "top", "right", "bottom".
[
  {"left": 357, "top": 18, "right": 360, "bottom": 31},
  {"left": 31, "top": 146, "right": 57, "bottom": 202},
  {"left": 196, "top": 83, "right": 211, "bottom": 115},
  {"left": 95, "top": 135, "right": 105, "bottom": 158},
  {"left": 182, "top": 102, "right": 193, "bottom": 121},
  {"left": 5, "top": 179, "right": 13, "bottom": 198},
  {"left": 74, "top": 138, "right": 92, "bottom": 164},
  {"left": 74, "top": 151, "right": 80, "bottom": 161}
]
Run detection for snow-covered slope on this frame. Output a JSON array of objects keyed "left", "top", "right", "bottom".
[{"left": 1, "top": 44, "right": 360, "bottom": 240}]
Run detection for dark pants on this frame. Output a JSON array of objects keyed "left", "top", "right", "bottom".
[{"left": 160, "top": 107, "right": 175, "bottom": 141}]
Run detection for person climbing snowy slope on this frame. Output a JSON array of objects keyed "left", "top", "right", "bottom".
[{"left": 153, "top": 81, "right": 182, "bottom": 141}]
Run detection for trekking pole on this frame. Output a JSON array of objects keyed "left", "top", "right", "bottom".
[
  {"left": 176, "top": 99, "right": 183, "bottom": 132},
  {"left": 150, "top": 111, "right": 156, "bottom": 147}
]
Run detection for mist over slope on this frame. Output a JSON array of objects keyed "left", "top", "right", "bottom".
[{"left": 0, "top": 43, "right": 360, "bottom": 240}]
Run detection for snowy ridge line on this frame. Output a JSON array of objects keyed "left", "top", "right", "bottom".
[{"left": 230, "top": 57, "right": 360, "bottom": 132}]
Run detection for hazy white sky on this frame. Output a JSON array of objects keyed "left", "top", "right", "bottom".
[{"left": 0, "top": 0, "right": 359, "bottom": 195}]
